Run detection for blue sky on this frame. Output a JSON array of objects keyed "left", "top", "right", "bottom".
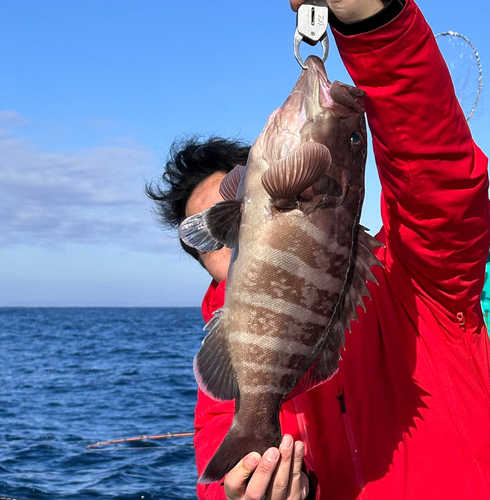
[{"left": 1, "top": 0, "right": 489, "bottom": 307}]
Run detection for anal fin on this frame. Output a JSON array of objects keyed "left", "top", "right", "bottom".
[{"left": 194, "top": 309, "right": 238, "bottom": 402}]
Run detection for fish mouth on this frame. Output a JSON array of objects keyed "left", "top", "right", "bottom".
[
  {"left": 283, "top": 55, "right": 333, "bottom": 126},
  {"left": 260, "top": 56, "right": 365, "bottom": 164},
  {"left": 293, "top": 56, "right": 365, "bottom": 121},
  {"left": 303, "top": 56, "right": 334, "bottom": 113}
]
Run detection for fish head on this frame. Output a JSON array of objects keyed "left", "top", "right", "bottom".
[{"left": 259, "top": 56, "right": 367, "bottom": 212}]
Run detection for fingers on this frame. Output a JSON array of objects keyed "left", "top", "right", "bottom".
[
  {"left": 224, "top": 452, "right": 261, "bottom": 500},
  {"left": 245, "top": 447, "right": 280, "bottom": 499},
  {"left": 223, "top": 439, "right": 309, "bottom": 500},
  {"left": 290, "top": 0, "right": 305, "bottom": 12},
  {"left": 269, "top": 435, "right": 294, "bottom": 500},
  {"left": 287, "top": 441, "right": 309, "bottom": 500},
  {"left": 268, "top": 437, "right": 309, "bottom": 500}
]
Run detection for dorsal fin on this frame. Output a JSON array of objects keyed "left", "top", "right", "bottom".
[
  {"left": 355, "top": 225, "right": 384, "bottom": 285},
  {"left": 220, "top": 165, "right": 247, "bottom": 201},
  {"left": 262, "top": 142, "right": 331, "bottom": 210},
  {"left": 340, "top": 226, "right": 383, "bottom": 332},
  {"left": 285, "top": 227, "right": 383, "bottom": 400},
  {"left": 284, "top": 320, "right": 343, "bottom": 401},
  {"left": 194, "top": 309, "right": 238, "bottom": 401}
]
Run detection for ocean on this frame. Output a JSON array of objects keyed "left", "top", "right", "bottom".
[{"left": 0, "top": 307, "right": 205, "bottom": 500}]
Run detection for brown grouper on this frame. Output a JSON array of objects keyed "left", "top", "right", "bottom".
[{"left": 178, "top": 56, "right": 382, "bottom": 483}]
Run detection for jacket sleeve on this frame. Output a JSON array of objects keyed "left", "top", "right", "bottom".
[
  {"left": 194, "top": 389, "right": 235, "bottom": 500},
  {"left": 332, "top": 0, "right": 490, "bottom": 319}
]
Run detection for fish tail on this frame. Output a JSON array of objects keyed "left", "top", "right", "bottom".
[{"left": 198, "top": 419, "right": 281, "bottom": 484}]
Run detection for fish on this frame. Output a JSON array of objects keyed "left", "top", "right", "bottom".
[{"left": 178, "top": 55, "right": 382, "bottom": 483}]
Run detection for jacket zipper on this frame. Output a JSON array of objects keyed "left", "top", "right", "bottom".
[{"left": 337, "top": 388, "right": 370, "bottom": 500}]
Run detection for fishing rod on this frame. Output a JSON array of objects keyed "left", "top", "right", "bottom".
[
  {"left": 86, "top": 431, "right": 195, "bottom": 450},
  {"left": 0, "top": 496, "right": 34, "bottom": 500}
]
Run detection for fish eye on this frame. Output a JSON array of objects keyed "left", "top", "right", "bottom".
[{"left": 351, "top": 132, "right": 362, "bottom": 145}]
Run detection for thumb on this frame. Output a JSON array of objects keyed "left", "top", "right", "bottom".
[
  {"left": 290, "top": 0, "right": 305, "bottom": 12},
  {"left": 224, "top": 452, "right": 261, "bottom": 499}
]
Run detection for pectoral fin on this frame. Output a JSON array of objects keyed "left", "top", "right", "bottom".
[{"left": 262, "top": 142, "right": 331, "bottom": 210}]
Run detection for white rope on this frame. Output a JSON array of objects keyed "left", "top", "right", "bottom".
[{"left": 435, "top": 31, "right": 483, "bottom": 121}]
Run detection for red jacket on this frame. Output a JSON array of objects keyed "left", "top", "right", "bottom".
[{"left": 194, "top": 1, "right": 490, "bottom": 498}]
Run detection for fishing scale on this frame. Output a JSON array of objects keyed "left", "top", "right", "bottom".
[{"left": 294, "top": 0, "right": 329, "bottom": 69}]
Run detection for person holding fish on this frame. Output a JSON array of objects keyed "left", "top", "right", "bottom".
[{"left": 147, "top": 0, "right": 490, "bottom": 498}]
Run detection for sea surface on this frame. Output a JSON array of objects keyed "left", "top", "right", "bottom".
[{"left": 0, "top": 308, "right": 205, "bottom": 500}]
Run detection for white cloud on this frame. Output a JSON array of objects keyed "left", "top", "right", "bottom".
[
  {"left": 0, "top": 110, "right": 30, "bottom": 126},
  {"left": 0, "top": 127, "right": 175, "bottom": 253}
]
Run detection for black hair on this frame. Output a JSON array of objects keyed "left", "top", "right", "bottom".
[{"left": 146, "top": 135, "right": 251, "bottom": 262}]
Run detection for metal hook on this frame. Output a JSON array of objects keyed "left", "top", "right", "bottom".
[{"left": 294, "top": 31, "right": 329, "bottom": 69}]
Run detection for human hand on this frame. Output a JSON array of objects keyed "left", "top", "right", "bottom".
[
  {"left": 224, "top": 435, "right": 309, "bottom": 500},
  {"left": 290, "top": 0, "right": 385, "bottom": 24}
]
